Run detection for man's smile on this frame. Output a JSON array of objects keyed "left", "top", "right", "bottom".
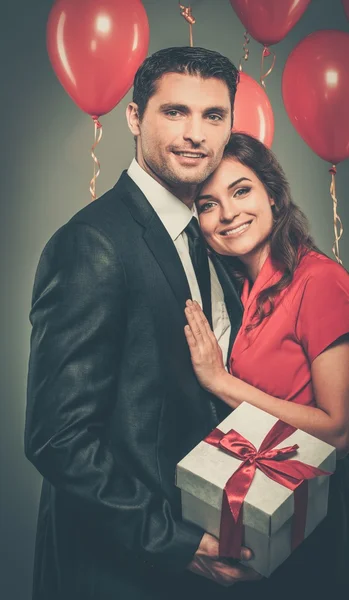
[{"left": 171, "top": 150, "right": 208, "bottom": 166}]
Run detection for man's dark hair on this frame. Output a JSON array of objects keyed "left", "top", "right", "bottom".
[{"left": 132, "top": 46, "right": 239, "bottom": 122}]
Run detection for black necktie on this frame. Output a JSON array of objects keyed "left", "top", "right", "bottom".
[{"left": 185, "top": 217, "right": 212, "bottom": 327}]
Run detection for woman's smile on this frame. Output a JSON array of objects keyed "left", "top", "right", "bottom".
[{"left": 219, "top": 220, "right": 253, "bottom": 237}]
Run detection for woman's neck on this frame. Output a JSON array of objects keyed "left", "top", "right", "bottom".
[{"left": 240, "top": 244, "right": 270, "bottom": 283}]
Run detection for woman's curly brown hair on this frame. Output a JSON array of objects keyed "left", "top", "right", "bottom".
[{"left": 216, "top": 133, "right": 320, "bottom": 329}]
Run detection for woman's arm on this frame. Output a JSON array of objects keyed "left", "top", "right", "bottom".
[
  {"left": 214, "top": 338, "right": 349, "bottom": 457},
  {"left": 184, "top": 300, "right": 349, "bottom": 458}
]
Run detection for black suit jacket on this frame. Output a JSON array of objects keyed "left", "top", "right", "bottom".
[{"left": 25, "top": 172, "right": 245, "bottom": 600}]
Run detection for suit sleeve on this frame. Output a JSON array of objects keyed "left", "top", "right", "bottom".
[
  {"left": 25, "top": 220, "right": 203, "bottom": 572},
  {"left": 295, "top": 260, "right": 349, "bottom": 363}
]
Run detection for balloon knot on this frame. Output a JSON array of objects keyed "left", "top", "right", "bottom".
[
  {"left": 263, "top": 46, "right": 271, "bottom": 57},
  {"left": 329, "top": 165, "right": 337, "bottom": 175},
  {"left": 91, "top": 115, "right": 102, "bottom": 128},
  {"left": 179, "top": 4, "right": 195, "bottom": 25}
]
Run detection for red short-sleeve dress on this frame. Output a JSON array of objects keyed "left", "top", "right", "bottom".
[
  {"left": 229, "top": 250, "right": 349, "bottom": 591},
  {"left": 230, "top": 250, "right": 349, "bottom": 405}
]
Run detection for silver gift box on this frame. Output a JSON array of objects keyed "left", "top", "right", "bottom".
[{"left": 176, "top": 402, "right": 336, "bottom": 577}]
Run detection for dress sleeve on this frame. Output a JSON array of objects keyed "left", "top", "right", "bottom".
[{"left": 295, "top": 260, "right": 349, "bottom": 363}]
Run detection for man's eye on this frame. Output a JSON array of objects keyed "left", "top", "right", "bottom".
[
  {"left": 234, "top": 187, "right": 251, "bottom": 197},
  {"left": 166, "top": 110, "right": 181, "bottom": 117},
  {"left": 207, "top": 114, "right": 222, "bottom": 121}
]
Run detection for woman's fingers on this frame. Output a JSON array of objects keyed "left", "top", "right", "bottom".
[
  {"left": 184, "top": 301, "right": 226, "bottom": 391},
  {"left": 185, "top": 304, "right": 205, "bottom": 342},
  {"left": 184, "top": 324, "right": 197, "bottom": 348},
  {"left": 185, "top": 300, "right": 215, "bottom": 342}
]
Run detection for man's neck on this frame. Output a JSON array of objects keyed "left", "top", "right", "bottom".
[
  {"left": 168, "top": 183, "right": 197, "bottom": 208},
  {"left": 136, "top": 156, "right": 197, "bottom": 209}
]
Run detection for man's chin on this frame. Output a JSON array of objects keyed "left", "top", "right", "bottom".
[{"left": 169, "top": 167, "right": 213, "bottom": 186}]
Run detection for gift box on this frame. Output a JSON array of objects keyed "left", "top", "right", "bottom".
[{"left": 176, "top": 402, "right": 336, "bottom": 577}]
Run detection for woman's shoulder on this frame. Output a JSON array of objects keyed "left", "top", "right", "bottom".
[
  {"left": 288, "top": 250, "right": 349, "bottom": 308},
  {"left": 294, "top": 251, "right": 349, "bottom": 360},
  {"left": 297, "top": 250, "right": 349, "bottom": 283}
]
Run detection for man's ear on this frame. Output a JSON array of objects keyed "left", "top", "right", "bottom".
[{"left": 126, "top": 102, "right": 141, "bottom": 136}]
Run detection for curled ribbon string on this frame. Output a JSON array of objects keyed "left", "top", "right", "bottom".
[
  {"left": 329, "top": 165, "right": 343, "bottom": 265},
  {"left": 260, "top": 45, "right": 276, "bottom": 88},
  {"left": 89, "top": 116, "right": 103, "bottom": 201},
  {"left": 179, "top": 3, "right": 196, "bottom": 47},
  {"left": 238, "top": 30, "right": 251, "bottom": 72}
]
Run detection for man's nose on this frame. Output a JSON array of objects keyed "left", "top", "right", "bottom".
[{"left": 183, "top": 117, "right": 206, "bottom": 145}]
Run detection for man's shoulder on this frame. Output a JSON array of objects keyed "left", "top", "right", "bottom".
[
  {"left": 69, "top": 171, "right": 132, "bottom": 229},
  {"left": 39, "top": 172, "right": 144, "bottom": 261}
]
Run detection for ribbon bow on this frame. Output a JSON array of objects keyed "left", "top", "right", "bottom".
[{"left": 205, "top": 419, "right": 331, "bottom": 558}]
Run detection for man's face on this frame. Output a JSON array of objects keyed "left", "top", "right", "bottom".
[{"left": 127, "top": 73, "right": 232, "bottom": 196}]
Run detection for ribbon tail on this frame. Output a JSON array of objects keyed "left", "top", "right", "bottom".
[
  {"left": 219, "top": 461, "right": 256, "bottom": 558},
  {"left": 259, "top": 419, "right": 297, "bottom": 453},
  {"left": 259, "top": 458, "right": 331, "bottom": 489},
  {"left": 292, "top": 481, "right": 308, "bottom": 550},
  {"left": 219, "top": 489, "right": 244, "bottom": 559}
]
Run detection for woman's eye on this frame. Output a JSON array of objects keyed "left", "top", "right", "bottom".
[
  {"left": 234, "top": 187, "right": 251, "bottom": 197},
  {"left": 198, "top": 201, "right": 217, "bottom": 213}
]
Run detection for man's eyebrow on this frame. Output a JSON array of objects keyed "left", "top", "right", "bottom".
[
  {"left": 158, "top": 104, "right": 230, "bottom": 116},
  {"left": 203, "top": 106, "right": 230, "bottom": 117},
  {"left": 197, "top": 177, "right": 252, "bottom": 200},
  {"left": 159, "top": 103, "right": 190, "bottom": 112}
]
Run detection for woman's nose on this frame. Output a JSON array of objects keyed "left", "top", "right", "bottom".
[{"left": 220, "top": 200, "right": 240, "bottom": 222}]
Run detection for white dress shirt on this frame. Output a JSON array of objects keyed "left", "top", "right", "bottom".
[{"left": 127, "top": 159, "right": 231, "bottom": 364}]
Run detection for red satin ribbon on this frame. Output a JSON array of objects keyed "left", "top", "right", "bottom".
[{"left": 205, "top": 419, "right": 332, "bottom": 558}]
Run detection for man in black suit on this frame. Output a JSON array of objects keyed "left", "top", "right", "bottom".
[{"left": 25, "top": 47, "right": 262, "bottom": 600}]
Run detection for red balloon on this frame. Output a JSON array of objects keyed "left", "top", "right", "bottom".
[
  {"left": 230, "top": 0, "right": 311, "bottom": 46},
  {"left": 47, "top": 0, "right": 149, "bottom": 117},
  {"left": 342, "top": 0, "right": 349, "bottom": 20},
  {"left": 233, "top": 72, "right": 274, "bottom": 148},
  {"left": 282, "top": 30, "right": 349, "bottom": 165}
]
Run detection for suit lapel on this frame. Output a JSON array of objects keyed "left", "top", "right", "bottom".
[
  {"left": 115, "top": 172, "right": 243, "bottom": 352},
  {"left": 143, "top": 219, "right": 191, "bottom": 311},
  {"left": 116, "top": 172, "right": 191, "bottom": 314}
]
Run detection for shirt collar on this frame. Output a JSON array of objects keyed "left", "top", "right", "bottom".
[
  {"left": 127, "top": 158, "right": 197, "bottom": 240},
  {"left": 241, "top": 252, "right": 282, "bottom": 311}
]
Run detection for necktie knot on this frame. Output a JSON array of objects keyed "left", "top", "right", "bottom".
[{"left": 185, "top": 217, "right": 202, "bottom": 240}]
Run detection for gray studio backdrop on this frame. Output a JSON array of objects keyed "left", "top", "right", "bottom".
[{"left": 1, "top": 0, "right": 348, "bottom": 598}]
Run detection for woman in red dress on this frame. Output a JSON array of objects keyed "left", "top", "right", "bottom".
[{"left": 184, "top": 133, "right": 349, "bottom": 594}]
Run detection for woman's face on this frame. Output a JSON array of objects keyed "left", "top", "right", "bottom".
[{"left": 196, "top": 157, "right": 275, "bottom": 261}]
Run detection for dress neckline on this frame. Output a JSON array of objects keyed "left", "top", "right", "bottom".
[{"left": 240, "top": 253, "right": 282, "bottom": 314}]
